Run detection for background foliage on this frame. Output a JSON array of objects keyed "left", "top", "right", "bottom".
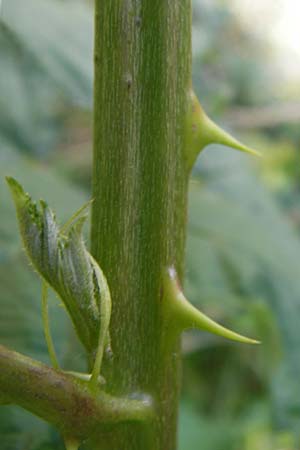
[{"left": 1, "top": 0, "right": 300, "bottom": 449}]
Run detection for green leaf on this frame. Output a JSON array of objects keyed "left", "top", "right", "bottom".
[
  {"left": 179, "top": 401, "right": 235, "bottom": 450},
  {"left": 2, "top": 0, "right": 93, "bottom": 107},
  {"left": 6, "top": 177, "right": 108, "bottom": 354}
]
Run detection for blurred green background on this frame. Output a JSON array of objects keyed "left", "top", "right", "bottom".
[{"left": 1, "top": 0, "right": 300, "bottom": 448}]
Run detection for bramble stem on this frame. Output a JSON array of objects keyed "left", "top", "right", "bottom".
[{"left": 91, "top": 1, "right": 191, "bottom": 449}]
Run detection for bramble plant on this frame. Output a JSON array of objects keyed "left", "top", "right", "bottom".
[{"left": 0, "top": 2, "right": 260, "bottom": 450}]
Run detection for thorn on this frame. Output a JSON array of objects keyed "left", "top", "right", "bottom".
[
  {"left": 185, "top": 91, "right": 261, "bottom": 171},
  {"left": 179, "top": 298, "right": 260, "bottom": 344},
  {"left": 164, "top": 267, "right": 260, "bottom": 345},
  {"left": 202, "top": 113, "right": 262, "bottom": 158}
]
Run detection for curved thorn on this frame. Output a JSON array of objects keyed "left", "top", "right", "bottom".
[
  {"left": 164, "top": 267, "right": 260, "bottom": 344},
  {"left": 184, "top": 91, "right": 261, "bottom": 171},
  {"left": 176, "top": 296, "right": 260, "bottom": 344},
  {"left": 202, "top": 114, "right": 261, "bottom": 158}
]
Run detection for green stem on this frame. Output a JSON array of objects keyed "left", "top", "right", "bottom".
[
  {"left": 91, "top": 1, "right": 191, "bottom": 449},
  {"left": 0, "top": 345, "right": 153, "bottom": 439},
  {"left": 41, "top": 281, "right": 60, "bottom": 369}
]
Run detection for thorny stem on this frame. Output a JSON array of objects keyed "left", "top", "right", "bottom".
[{"left": 91, "top": 1, "right": 192, "bottom": 449}]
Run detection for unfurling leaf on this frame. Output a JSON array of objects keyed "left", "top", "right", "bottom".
[{"left": 6, "top": 177, "right": 110, "bottom": 355}]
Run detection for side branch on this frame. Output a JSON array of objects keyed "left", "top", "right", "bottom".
[{"left": 0, "top": 345, "right": 153, "bottom": 440}]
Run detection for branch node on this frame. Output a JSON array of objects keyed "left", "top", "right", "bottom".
[{"left": 0, "top": 345, "right": 155, "bottom": 440}]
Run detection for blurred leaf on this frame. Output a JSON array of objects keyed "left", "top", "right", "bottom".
[
  {"left": 0, "top": 0, "right": 93, "bottom": 155},
  {"left": 2, "top": 0, "right": 93, "bottom": 107},
  {"left": 0, "top": 406, "right": 58, "bottom": 450},
  {"left": 179, "top": 401, "right": 235, "bottom": 450},
  {"left": 0, "top": 20, "right": 62, "bottom": 156},
  {"left": 186, "top": 148, "right": 300, "bottom": 437},
  {"left": 192, "top": 0, "right": 275, "bottom": 113}
]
